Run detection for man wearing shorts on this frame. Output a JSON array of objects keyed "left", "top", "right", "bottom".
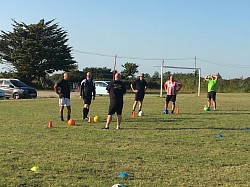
[
  {"left": 130, "top": 73, "right": 147, "bottom": 116},
  {"left": 80, "top": 72, "right": 96, "bottom": 120},
  {"left": 103, "top": 73, "right": 126, "bottom": 130},
  {"left": 164, "top": 74, "right": 182, "bottom": 114},
  {"left": 205, "top": 74, "right": 218, "bottom": 110},
  {"left": 54, "top": 72, "right": 71, "bottom": 121}
]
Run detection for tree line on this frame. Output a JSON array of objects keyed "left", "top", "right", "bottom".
[{"left": 1, "top": 19, "right": 249, "bottom": 93}]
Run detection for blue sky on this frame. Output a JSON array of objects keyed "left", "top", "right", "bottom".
[{"left": 1, "top": 0, "right": 250, "bottom": 79}]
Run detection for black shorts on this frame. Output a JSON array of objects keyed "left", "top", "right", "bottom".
[
  {"left": 207, "top": 92, "right": 216, "bottom": 101},
  {"left": 166, "top": 95, "right": 176, "bottom": 102},
  {"left": 83, "top": 96, "right": 92, "bottom": 105},
  {"left": 135, "top": 92, "right": 145, "bottom": 101},
  {"left": 108, "top": 102, "right": 123, "bottom": 115}
]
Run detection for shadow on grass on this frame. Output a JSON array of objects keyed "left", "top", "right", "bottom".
[{"left": 155, "top": 127, "right": 248, "bottom": 131}]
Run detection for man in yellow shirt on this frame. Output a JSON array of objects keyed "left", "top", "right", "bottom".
[{"left": 205, "top": 74, "right": 218, "bottom": 110}]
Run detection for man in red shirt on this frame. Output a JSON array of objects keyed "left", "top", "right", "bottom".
[{"left": 164, "top": 74, "right": 182, "bottom": 114}]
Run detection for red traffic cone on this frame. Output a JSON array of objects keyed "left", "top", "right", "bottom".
[
  {"left": 88, "top": 116, "right": 92, "bottom": 123},
  {"left": 48, "top": 120, "right": 52, "bottom": 128},
  {"left": 132, "top": 111, "right": 136, "bottom": 118},
  {"left": 176, "top": 108, "right": 180, "bottom": 114}
]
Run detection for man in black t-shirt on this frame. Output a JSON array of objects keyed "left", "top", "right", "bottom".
[
  {"left": 130, "top": 73, "right": 147, "bottom": 116},
  {"left": 103, "top": 73, "right": 126, "bottom": 130},
  {"left": 80, "top": 72, "right": 96, "bottom": 120},
  {"left": 54, "top": 72, "right": 71, "bottom": 121}
]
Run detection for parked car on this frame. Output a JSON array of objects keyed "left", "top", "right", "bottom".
[
  {"left": 0, "top": 79, "right": 37, "bottom": 99},
  {"left": 0, "top": 88, "right": 5, "bottom": 100},
  {"left": 95, "top": 81, "right": 110, "bottom": 96}
]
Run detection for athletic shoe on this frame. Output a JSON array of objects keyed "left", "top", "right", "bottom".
[
  {"left": 102, "top": 126, "right": 109, "bottom": 130},
  {"left": 116, "top": 126, "right": 120, "bottom": 130},
  {"left": 171, "top": 110, "right": 174, "bottom": 114},
  {"left": 60, "top": 116, "right": 64, "bottom": 121}
]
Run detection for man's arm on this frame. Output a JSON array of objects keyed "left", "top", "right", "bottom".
[
  {"left": 54, "top": 83, "right": 62, "bottom": 97},
  {"left": 212, "top": 75, "right": 218, "bottom": 80},
  {"left": 130, "top": 82, "right": 137, "bottom": 93},
  {"left": 92, "top": 81, "right": 96, "bottom": 100},
  {"left": 205, "top": 74, "right": 211, "bottom": 81},
  {"left": 177, "top": 83, "right": 182, "bottom": 92}
]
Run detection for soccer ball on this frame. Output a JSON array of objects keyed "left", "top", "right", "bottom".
[
  {"left": 163, "top": 109, "right": 168, "bottom": 114},
  {"left": 138, "top": 111, "right": 144, "bottom": 116},
  {"left": 68, "top": 118, "right": 75, "bottom": 126},
  {"left": 204, "top": 106, "right": 210, "bottom": 111},
  {"left": 112, "top": 184, "right": 124, "bottom": 187},
  {"left": 93, "top": 115, "right": 99, "bottom": 122}
]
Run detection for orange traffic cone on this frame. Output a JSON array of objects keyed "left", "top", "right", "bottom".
[
  {"left": 132, "top": 111, "right": 136, "bottom": 118},
  {"left": 176, "top": 108, "right": 180, "bottom": 114},
  {"left": 48, "top": 120, "right": 52, "bottom": 128},
  {"left": 88, "top": 116, "right": 92, "bottom": 123}
]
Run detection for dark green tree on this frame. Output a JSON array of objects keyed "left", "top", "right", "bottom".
[
  {"left": 0, "top": 19, "right": 77, "bottom": 84},
  {"left": 121, "top": 62, "right": 138, "bottom": 79}
]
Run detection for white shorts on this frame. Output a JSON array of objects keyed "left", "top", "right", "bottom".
[{"left": 59, "top": 97, "right": 71, "bottom": 107}]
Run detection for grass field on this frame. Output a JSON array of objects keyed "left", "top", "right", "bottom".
[{"left": 0, "top": 92, "right": 250, "bottom": 187}]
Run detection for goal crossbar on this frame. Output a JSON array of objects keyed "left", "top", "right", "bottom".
[{"left": 156, "top": 65, "right": 201, "bottom": 97}]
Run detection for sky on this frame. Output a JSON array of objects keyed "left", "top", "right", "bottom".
[{"left": 1, "top": 0, "right": 250, "bottom": 79}]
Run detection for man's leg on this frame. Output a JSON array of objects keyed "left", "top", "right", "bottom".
[
  {"left": 104, "top": 115, "right": 112, "bottom": 129},
  {"left": 165, "top": 102, "right": 169, "bottom": 110},
  {"left": 117, "top": 115, "right": 122, "bottom": 129},
  {"left": 207, "top": 99, "right": 211, "bottom": 108},
  {"left": 171, "top": 101, "right": 175, "bottom": 114},
  {"left": 132, "top": 101, "right": 138, "bottom": 111},
  {"left": 138, "top": 101, "right": 143, "bottom": 112},
  {"left": 83, "top": 103, "right": 89, "bottom": 120},
  {"left": 60, "top": 106, "right": 64, "bottom": 121},
  {"left": 66, "top": 106, "right": 71, "bottom": 121},
  {"left": 213, "top": 100, "right": 216, "bottom": 110}
]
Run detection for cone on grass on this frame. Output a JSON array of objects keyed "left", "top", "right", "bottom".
[
  {"left": 48, "top": 120, "right": 52, "bottom": 128},
  {"left": 176, "top": 108, "right": 180, "bottom": 114},
  {"left": 88, "top": 116, "right": 92, "bottom": 123},
  {"left": 132, "top": 111, "right": 136, "bottom": 118}
]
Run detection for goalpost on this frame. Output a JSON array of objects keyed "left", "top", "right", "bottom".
[{"left": 158, "top": 62, "right": 201, "bottom": 97}]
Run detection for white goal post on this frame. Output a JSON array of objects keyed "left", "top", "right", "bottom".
[{"left": 157, "top": 64, "right": 201, "bottom": 97}]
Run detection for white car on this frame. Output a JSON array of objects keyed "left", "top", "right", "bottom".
[
  {"left": 95, "top": 81, "right": 110, "bottom": 96},
  {"left": 0, "top": 88, "right": 5, "bottom": 100}
]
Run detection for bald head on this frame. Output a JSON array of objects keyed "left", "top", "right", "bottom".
[
  {"left": 64, "top": 72, "right": 69, "bottom": 80},
  {"left": 115, "top": 73, "right": 121, "bottom": 80}
]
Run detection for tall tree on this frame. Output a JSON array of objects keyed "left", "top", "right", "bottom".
[
  {"left": 121, "top": 62, "right": 138, "bottom": 79},
  {"left": 0, "top": 19, "right": 77, "bottom": 84}
]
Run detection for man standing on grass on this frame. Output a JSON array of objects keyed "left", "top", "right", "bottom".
[
  {"left": 103, "top": 72, "right": 126, "bottom": 130},
  {"left": 205, "top": 74, "right": 218, "bottom": 110},
  {"left": 164, "top": 74, "right": 182, "bottom": 114},
  {"left": 80, "top": 72, "right": 96, "bottom": 120},
  {"left": 54, "top": 72, "right": 71, "bottom": 121},
  {"left": 130, "top": 73, "right": 148, "bottom": 117}
]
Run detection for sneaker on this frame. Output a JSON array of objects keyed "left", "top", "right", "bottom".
[
  {"left": 171, "top": 110, "right": 174, "bottom": 114},
  {"left": 102, "top": 126, "right": 109, "bottom": 130},
  {"left": 60, "top": 116, "right": 64, "bottom": 121},
  {"left": 116, "top": 126, "right": 120, "bottom": 130}
]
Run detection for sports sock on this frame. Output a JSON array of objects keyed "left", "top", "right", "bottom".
[
  {"left": 67, "top": 115, "right": 70, "bottom": 121},
  {"left": 60, "top": 115, "right": 64, "bottom": 121},
  {"left": 83, "top": 108, "right": 87, "bottom": 119},
  {"left": 86, "top": 108, "right": 89, "bottom": 118}
]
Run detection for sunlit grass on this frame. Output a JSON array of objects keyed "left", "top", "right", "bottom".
[{"left": 0, "top": 92, "right": 250, "bottom": 186}]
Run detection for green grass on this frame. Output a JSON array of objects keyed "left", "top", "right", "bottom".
[{"left": 0, "top": 92, "right": 250, "bottom": 187}]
